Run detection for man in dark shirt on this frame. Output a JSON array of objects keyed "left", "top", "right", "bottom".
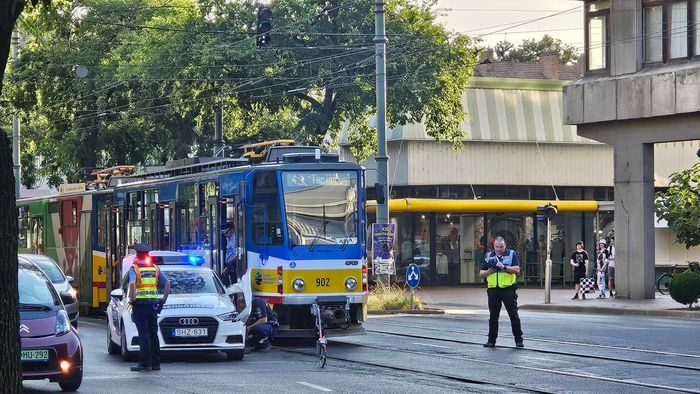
[
  {"left": 246, "top": 297, "right": 278, "bottom": 352},
  {"left": 570, "top": 241, "right": 590, "bottom": 300}
]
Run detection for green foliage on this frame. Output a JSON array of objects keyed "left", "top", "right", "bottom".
[
  {"left": 494, "top": 34, "right": 579, "bottom": 64},
  {"left": 3, "top": 0, "right": 479, "bottom": 184},
  {"left": 669, "top": 271, "right": 700, "bottom": 309},
  {"left": 655, "top": 162, "right": 700, "bottom": 249},
  {"left": 367, "top": 285, "right": 423, "bottom": 311}
]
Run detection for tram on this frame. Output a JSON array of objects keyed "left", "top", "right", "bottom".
[{"left": 17, "top": 142, "right": 368, "bottom": 337}]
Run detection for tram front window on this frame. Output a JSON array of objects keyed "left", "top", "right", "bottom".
[{"left": 282, "top": 171, "right": 358, "bottom": 246}]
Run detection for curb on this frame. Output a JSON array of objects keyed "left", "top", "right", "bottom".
[
  {"left": 520, "top": 304, "right": 700, "bottom": 319},
  {"left": 368, "top": 308, "right": 445, "bottom": 315}
]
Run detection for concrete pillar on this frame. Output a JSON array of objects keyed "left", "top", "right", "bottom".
[{"left": 613, "top": 142, "right": 655, "bottom": 299}]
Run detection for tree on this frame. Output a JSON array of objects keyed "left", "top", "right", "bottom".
[
  {"left": 5, "top": 0, "right": 480, "bottom": 182},
  {"left": 655, "top": 162, "right": 700, "bottom": 249},
  {"left": 494, "top": 34, "right": 578, "bottom": 65},
  {"left": 1, "top": 0, "right": 42, "bottom": 390}
]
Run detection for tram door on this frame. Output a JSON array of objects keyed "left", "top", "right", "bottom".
[
  {"left": 207, "top": 196, "right": 220, "bottom": 274},
  {"left": 234, "top": 183, "right": 247, "bottom": 280},
  {"left": 150, "top": 202, "right": 165, "bottom": 250},
  {"left": 106, "top": 206, "right": 123, "bottom": 292}
]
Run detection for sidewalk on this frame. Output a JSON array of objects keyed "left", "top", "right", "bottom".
[{"left": 414, "top": 286, "right": 699, "bottom": 319}]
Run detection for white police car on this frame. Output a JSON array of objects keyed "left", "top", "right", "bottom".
[{"left": 106, "top": 251, "right": 251, "bottom": 361}]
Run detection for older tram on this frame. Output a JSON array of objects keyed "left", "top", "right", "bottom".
[{"left": 17, "top": 142, "right": 368, "bottom": 337}]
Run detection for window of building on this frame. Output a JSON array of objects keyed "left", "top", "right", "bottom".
[
  {"left": 585, "top": 1, "right": 610, "bottom": 71},
  {"left": 643, "top": 1, "right": 699, "bottom": 63}
]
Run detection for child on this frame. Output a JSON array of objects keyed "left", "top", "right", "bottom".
[{"left": 597, "top": 269, "right": 607, "bottom": 299}]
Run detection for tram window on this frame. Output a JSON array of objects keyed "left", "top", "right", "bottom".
[
  {"left": 178, "top": 184, "right": 197, "bottom": 246},
  {"left": 60, "top": 201, "right": 78, "bottom": 227},
  {"left": 96, "top": 197, "right": 109, "bottom": 248},
  {"left": 252, "top": 172, "right": 283, "bottom": 245},
  {"left": 143, "top": 190, "right": 157, "bottom": 246},
  {"left": 18, "top": 207, "right": 30, "bottom": 249}
]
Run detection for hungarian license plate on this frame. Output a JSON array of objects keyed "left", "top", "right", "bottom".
[
  {"left": 172, "top": 328, "right": 208, "bottom": 337},
  {"left": 21, "top": 349, "right": 49, "bottom": 362}
]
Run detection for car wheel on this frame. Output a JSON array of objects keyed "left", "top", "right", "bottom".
[
  {"left": 58, "top": 369, "right": 82, "bottom": 392},
  {"left": 120, "top": 325, "right": 135, "bottom": 362},
  {"left": 225, "top": 349, "right": 245, "bottom": 361},
  {"left": 107, "top": 329, "right": 120, "bottom": 355}
]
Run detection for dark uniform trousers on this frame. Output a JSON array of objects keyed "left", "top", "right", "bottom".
[
  {"left": 487, "top": 285, "right": 523, "bottom": 343},
  {"left": 250, "top": 323, "right": 277, "bottom": 348},
  {"left": 133, "top": 302, "right": 160, "bottom": 367}
]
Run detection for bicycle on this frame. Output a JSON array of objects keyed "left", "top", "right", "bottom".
[
  {"left": 657, "top": 261, "right": 700, "bottom": 295},
  {"left": 311, "top": 303, "right": 327, "bottom": 368}
]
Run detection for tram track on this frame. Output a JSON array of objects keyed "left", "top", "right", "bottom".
[
  {"left": 367, "top": 320, "right": 700, "bottom": 370},
  {"left": 275, "top": 345, "right": 558, "bottom": 394},
  {"left": 277, "top": 339, "right": 700, "bottom": 394}
]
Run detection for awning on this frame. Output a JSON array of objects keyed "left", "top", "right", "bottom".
[{"left": 366, "top": 198, "right": 599, "bottom": 213}]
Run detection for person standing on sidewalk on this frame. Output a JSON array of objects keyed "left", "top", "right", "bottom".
[
  {"left": 570, "top": 241, "right": 590, "bottom": 300},
  {"left": 607, "top": 237, "right": 616, "bottom": 298},
  {"left": 479, "top": 237, "right": 524, "bottom": 348},
  {"left": 596, "top": 240, "right": 610, "bottom": 299}
]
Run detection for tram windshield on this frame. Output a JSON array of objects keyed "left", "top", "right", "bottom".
[{"left": 282, "top": 171, "right": 359, "bottom": 246}]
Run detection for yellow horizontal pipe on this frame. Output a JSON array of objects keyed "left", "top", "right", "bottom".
[{"left": 366, "top": 198, "right": 599, "bottom": 213}]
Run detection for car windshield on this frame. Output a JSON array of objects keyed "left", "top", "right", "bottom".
[
  {"left": 282, "top": 171, "right": 359, "bottom": 246},
  {"left": 26, "top": 257, "right": 66, "bottom": 284},
  {"left": 18, "top": 265, "right": 60, "bottom": 306},
  {"left": 162, "top": 270, "right": 222, "bottom": 295}
]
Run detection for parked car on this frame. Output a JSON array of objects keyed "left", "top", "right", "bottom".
[
  {"left": 19, "top": 254, "right": 79, "bottom": 327},
  {"left": 19, "top": 259, "right": 83, "bottom": 391},
  {"left": 107, "top": 251, "right": 250, "bottom": 362}
]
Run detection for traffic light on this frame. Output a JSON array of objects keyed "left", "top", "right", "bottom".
[
  {"left": 536, "top": 203, "right": 558, "bottom": 222},
  {"left": 256, "top": 7, "right": 272, "bottom": 48}
]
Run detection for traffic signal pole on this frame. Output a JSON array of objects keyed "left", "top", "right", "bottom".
[
  {"left": 545, "top": 217, "right": 552, "bottom": 304},
  {"left": 374, "top": 1, "right": 390, "bottom": 286}
]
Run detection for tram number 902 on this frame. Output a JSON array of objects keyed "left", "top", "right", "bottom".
[{"left": 316, "top": 277, "right": 330, "bottom": 287}]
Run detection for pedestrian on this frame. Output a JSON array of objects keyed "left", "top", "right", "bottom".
[
  {"left": 570, "top": 241, "right": 590, "bottom": 300},
  {"left": 479, "top": 236, "right": 524, "bottom": 348},
  {"left": 246, "top": 297, "right": 278, "bottom": 352},
  {"left": 128, "top": 244, "right": 170, "bottom": 372},
  {"left": 607, "top": 236, "right": 616, "bottom": 298},
  {"left": 221, "top": 221, "right": 238, "bottom": 286},
  {"left": 596, "top": 239, "right": 609, "bottom": 299}
]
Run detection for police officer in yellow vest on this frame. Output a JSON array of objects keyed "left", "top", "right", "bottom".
[
  {"left": 128, "top": 244, "right": 170, "bottom": 372},
  {"left": 479, "top": 237, "right": 524, "bottom": 348}
]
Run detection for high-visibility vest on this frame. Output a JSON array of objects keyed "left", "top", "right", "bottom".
[
  {"left": 133, "top": 263, "right": 160, "bottom": 300},
  {"left": 485, "top": 250, "right": 518, "bottom": 289}
]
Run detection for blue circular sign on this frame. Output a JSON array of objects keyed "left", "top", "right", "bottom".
[
  {"left": 290, "top": 262, "right": 296, "bottom": 268},
  {"left": 406, "top": 263, "right": 420, "bottom": 288}
]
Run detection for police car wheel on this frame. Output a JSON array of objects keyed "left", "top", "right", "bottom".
[
  {"left": 107, "top": 331, "right": 120, "bottom": 355},
  {"left": 225, "top": 349, "right": 244, "bottom": 361},
  {"left": 120, "top": 326, "right": 136, "bottom": 362}
]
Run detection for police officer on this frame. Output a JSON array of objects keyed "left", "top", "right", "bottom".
[
  {"left": 479, "top": 236, "right": 524, "bottom": 348},
  {"left": 246, "top": 297, "right": 278, "bottom": 352},
  {"left": 221, "top": 222, "right": 238, "bottom": 286},
  {"left": 128, "top": 244, "right": 171, "bottom": 372}
]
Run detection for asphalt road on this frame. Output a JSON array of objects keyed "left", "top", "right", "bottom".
[{"left": 22, "top": 310, "right": 700, "bottom": 393}]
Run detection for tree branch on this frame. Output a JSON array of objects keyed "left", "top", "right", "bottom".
[{"left": 295, "top": 92, "right": 323, "bottom": 112}]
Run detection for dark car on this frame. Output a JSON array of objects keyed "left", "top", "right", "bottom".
[
  {"left": 19, "top": 254, "right": 79, "bottom": 327},
  {"left": 19, "top": 259, "right": 83, "bottom": 392}
]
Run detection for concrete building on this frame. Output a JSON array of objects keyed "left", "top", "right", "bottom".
[
  {"left": 563, "top": 0, "right": 700, "bottom": 299},
  {"left": 339, "top": 44, "right": 699, "bottom": 289}
]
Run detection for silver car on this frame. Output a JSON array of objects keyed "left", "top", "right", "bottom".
[{"left": 19, "top": 254, "right": 79, "bottom": 327}]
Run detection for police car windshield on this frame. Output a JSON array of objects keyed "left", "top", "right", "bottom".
[{"left": 162, "top": 270, "right": 223, "bottom": 295}]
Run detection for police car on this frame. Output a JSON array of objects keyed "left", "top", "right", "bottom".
[{"left": 106, "top": 251, "right": 251, "bottom": 361}]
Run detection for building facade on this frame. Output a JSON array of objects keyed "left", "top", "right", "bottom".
[
  {"left": 340, "top": 49, "right": 700, "bottom": 287},
  {"left": 564, "top": 0, "right": 700, "bottom": 299}
]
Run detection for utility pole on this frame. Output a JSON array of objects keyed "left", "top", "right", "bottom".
[
  {"left": 374, "top": 0, "right": 390, "bottom": 285},
  {"left": 11, "top": 31, "right": 21, "bottom": 197},
  {"left": 213, "top": 102, "right": 223, "bottom": 157}
]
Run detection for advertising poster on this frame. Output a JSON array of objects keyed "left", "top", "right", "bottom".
[{"left": 372, "top": 223, "right": 396, "bottom": 275}]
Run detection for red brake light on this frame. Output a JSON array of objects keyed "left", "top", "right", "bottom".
[{"left": 277, "top": 266, "right": 283, "bottom": 294}]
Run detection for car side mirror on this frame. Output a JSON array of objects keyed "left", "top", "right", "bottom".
[
  {"left": 60, "top": 293, "right": 74, "bottom": 305},
  {"left": 110, "top": 289, "right": 123, "bottom": 301},
  {"left": 66, "top": 276, "right": 74, "bottom": 284}
]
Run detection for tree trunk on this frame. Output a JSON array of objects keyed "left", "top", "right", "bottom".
[{"left": 0, "top": 129, "right": 22, "bottom": 393}]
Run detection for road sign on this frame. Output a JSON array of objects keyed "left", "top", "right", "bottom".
[{"left": 406, "top": 263, "right": 420, "bottom": 288}]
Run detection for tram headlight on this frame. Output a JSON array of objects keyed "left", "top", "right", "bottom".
[
  {"left": 345, "top": 277, "right": 358, "bottom": 291},
  {"left": 292, "top": 278, "right": 305, "bottom": 292}
]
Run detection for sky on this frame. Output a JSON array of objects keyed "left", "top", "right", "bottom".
[{"left": 433, "top": 0, "right": 584, "bottom": 50}]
